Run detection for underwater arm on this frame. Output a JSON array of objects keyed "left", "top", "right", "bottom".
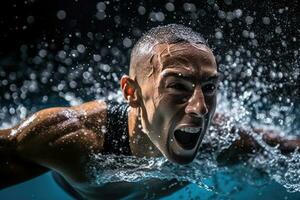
[{"left": 0, "top": 100, "right": 107, "bottom": 189}]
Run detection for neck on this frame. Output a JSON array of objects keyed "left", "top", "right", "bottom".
[{"left": 127, "top": 107, "right": 162, "bottom": 158}]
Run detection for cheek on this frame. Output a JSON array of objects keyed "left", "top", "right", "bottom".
[
  {"left": 156, "top": 92, "right": 182, "bottom": 112},
  {"left": 142, "top": 88, "right": 164, "bottom": 125},
  {"left": 205, "top": 94, "right": 216, "bottom": 109},
  {"left": 149, "top": 96, "right": 175, "bottom": 127},
  {"left": 141, "top": 82, "right": 158, "bottom": 115},
  {"left": 155, "top": 96, "right": 185, "bottom": 129},
  {"left": 159, "top": 88, "right": 191, "bottom": 105},
  {"left": 205, "top": 95, "right": 217, "bottom": 122}
]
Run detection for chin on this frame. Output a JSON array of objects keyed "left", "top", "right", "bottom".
[
  {"left": 164, "top": 144, "right": 198, "bottom": 165},
  {"left": 163, "top": 129, "right": 205, "bottom": 165},
  {"left": 168, "top": 154, "right": 195, "bottom": 165}
]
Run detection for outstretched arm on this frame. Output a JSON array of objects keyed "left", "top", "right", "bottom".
[
  {"left": 257, "top": 128, "right": 300, "bottom": 153},
  {"left": 0, "top": 129, "right": 49, "bottom": 188},
  {"left": 0, "top": 100, "right": 107, "bottom": 189},
  {"left": 211, "top": 113, "right": 300, "bottom": 165}
]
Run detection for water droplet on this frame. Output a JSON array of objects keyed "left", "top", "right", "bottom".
[
  {"left": 57, "top": 10, "right": 66, "bottom": 20},
  {"left": 245, "top": 16, "right": 254, "bottom": 25},
  {"left": 138, "top": 6, "right": 146, "bottom": 15},
  {"left": 96, "top": 2, "right": 106, "bottom": 12},
  {"left": 165, "top": 3, "right": 175, "bottom": 12},
  {"left": 77, "top": 44, "right": 86, "bottom": 53}
]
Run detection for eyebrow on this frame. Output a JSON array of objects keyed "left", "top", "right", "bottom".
[
  {"left": 161, "top": 71, "right": 220, "bottom": 83},
  {"left": 202, "top": 73, "right": 220, "bottom": 82}
]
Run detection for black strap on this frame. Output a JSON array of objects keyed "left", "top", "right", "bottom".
[{"left": 102, "top": 101, "right": 131, "bottom": 156}]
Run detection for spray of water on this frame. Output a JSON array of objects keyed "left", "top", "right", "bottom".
[{"left": 0, "top": 1, "right": 299, "bottom": 197}]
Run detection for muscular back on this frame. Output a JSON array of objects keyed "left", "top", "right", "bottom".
[{"left": 1, "top": 100, "right": 108, "bottom": 187}]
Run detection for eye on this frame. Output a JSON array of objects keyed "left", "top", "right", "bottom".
[
  {"left": 202, "top": 84, "right": 217, "bottom": 95},
  {"left": 167, "top": 83, "right": 188, "bottom": 91}
]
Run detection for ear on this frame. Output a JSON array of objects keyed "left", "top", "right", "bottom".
[{"left": 120, "top": 75, "right": 140, "bottom": 108}]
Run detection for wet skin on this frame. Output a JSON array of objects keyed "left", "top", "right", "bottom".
[
  {"left": 1, "top": 42, "right": 300, "bottom": 199},
  {"left": 124, "top": 43, "right": 219, "bottom": 164}
]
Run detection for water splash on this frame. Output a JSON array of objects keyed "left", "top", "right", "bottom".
[
  {"left": 82, "top": 89, "right": 300, "bottom": 195},
  {"left": 0, "top": 1, "right": 299, "bottom": 196},
  {"left": 85, "top": 151, "right": 219, "bottom": 193}
]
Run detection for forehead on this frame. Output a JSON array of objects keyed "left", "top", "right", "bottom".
[{"left": 152, "top": 43, "right": 217, "bottom": 75}]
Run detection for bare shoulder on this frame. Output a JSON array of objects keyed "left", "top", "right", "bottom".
[
  {"left": 35, "top": 99, "right": 107, "bottom": 125},
  {"left": 8, "top": 100, "right": 110, "bottom": 182},
  {"left": 73, "top": 100, "right": 108, "bottom": 126},
  {"left": 13, "top": 100, "right": 108, "bottom": 142}
]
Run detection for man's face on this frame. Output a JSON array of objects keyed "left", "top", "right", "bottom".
[{"left": 139, "top": 42, "right": 218, "bottom": 164}]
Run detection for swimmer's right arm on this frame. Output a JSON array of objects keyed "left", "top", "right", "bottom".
[
  {"left": 0, "top": 100, "right": 107, "bottom": 189},
  {"left": 0, "top": 129, "right": 49, "bottom": 189}
]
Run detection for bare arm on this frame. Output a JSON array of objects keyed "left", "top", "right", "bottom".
[
  {"left": 0, "top": 129, "right": 49, "bottom": 188},
  {"left": 211, "top": 113, "right": 300, "bottom": 165},
  {"left": 0, "top": 100, "right": 107, "bottom": 189}
]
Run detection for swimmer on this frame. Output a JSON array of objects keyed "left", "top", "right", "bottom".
[{"left": 1, "top": 24, "right": 299, "bottom": 199}]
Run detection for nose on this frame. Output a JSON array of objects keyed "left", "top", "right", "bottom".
[{"left": 185, "top": 87, "right": 208, "bottom": 118}]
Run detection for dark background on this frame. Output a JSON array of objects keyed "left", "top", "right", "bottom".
[{"left": 0, "top": 0, "right": 299, "bottom": 132}]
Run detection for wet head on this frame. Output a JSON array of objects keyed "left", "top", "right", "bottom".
[{"left": 121, "top": 24, "right": 219, "bottom": 164}]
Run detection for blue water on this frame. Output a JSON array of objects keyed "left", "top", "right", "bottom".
[{"left": 1, "top": 172, "right": 300, "bottom": 200}]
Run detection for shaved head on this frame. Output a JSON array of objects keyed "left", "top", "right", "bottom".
[{"left": 129, "top": 24, "right": 208, "bottom": 83}]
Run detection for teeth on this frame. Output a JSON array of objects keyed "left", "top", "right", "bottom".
[{"left": 179, "top": 127, "right": 201, "bottom": 134}]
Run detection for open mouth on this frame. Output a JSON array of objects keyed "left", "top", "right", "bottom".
[{"left": 173, "top": 127, "right": 202, "bottom": 150}]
